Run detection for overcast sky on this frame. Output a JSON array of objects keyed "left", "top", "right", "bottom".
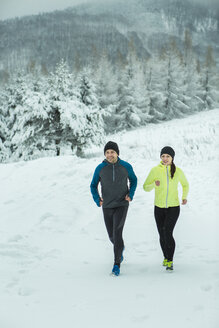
[
  {"left": 0, "top": 0, "right": 93, "bottom": 20},
  {"left": 0, "top": 0, "right": 218, "bottom": 21}
]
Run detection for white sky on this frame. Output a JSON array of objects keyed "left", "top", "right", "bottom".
[
  {"left": 0, "top": 0, "right": 94, "bottom": 20},
  {"left": 0, "top": 0, "right": 218, "bottom": 21}
]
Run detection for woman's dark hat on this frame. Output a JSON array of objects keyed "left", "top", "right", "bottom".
[{"left": 160, "top": 146, "right": 175, "bottom": 159}]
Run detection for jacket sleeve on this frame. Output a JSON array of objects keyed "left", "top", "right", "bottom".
[
  {"left": 179, "top": 169, "right": 189, "bottom": 200},
  {"left": 90, "top": 166, "right": 101, "bottom": 207},
  {"left": 143, "top": 168, "right": 155, "bottom": 192},
  {"left": 127, "top": 164, "right": 137, "bottom": 200}
]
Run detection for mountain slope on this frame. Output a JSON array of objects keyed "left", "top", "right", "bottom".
[{"left": 0, "top": 0, "right": 218, "bottom": 74}]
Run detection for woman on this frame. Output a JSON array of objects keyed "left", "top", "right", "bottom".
[{"left": 143, "top": 146, "right": 189, "bottom": 271}]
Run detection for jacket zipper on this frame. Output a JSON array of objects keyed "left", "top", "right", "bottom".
[
  {"left": 166, "top": 166, "right": 169, "bottom": 208},
  {"left": 113, "top": 164, "right": 115, "bottom": 182}
]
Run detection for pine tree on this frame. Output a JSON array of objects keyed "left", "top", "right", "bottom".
[
  {"left": 160, "top": 39, "right": 188, "bottom": 119},
  {"left": 133, "top": 61, "right": 151, "bottom": 124},
  {"left": 46, "top": 59, "right": 75, "bottom": 156},
  {"left": 94, "top": 52, "right": 118, "bottom": 133},
  {"left": 77, "top": 67, "right": 105, "bottom": 156},
  {"left": 115, "top": 67, "right": 139, "bottom": 130},
  {"left": 202, "top": 46, "right": 219, "bottom": 110},
  {"left": 146, "top": 58, "right": 165, "bottom": 123},
  {"left": 182, "top": 30, "right": 204, "bottom": 113},
  {"left": 10, "top": 76, "right": 52, "bottom": 160},
  {"left": 7, "top": 61, "right": 105, "bottom": 160},
  {"left": 0, "top": 88, "right": 10, "bottom": 161},
  {"left": 114, "top": 46, "right": 149, "bottom": 130},
  {"left": 3, "top": 73, "right": 32, "bottom": 158}
]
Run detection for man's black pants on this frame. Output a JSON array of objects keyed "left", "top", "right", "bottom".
[
  {"left": 102, "top": 206, "right": 129, "bottom": 266},
  {"left": 154, "top": 206, "right": 180, "bottom": 261}
]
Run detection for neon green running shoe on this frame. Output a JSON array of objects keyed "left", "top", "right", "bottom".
[
  {"left": 166, "top": 261, "right": 173, "bottom": 271},
  {"left": 163, "top": 258, "right": 168, "bottom": 266}
]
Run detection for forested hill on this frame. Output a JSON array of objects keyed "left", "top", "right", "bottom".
[{"left": 0, "top": 0, "right": 218, "bottom": 76}]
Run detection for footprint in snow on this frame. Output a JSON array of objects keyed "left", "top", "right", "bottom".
[
  {"left": 184, "top": 244, "right": 194, "bottom": 250},
  {"left": 194, "top": 304, "right": 204, "bottom": 312},
  {"left": 136, "top": 293, "right": 146, "bottom": 299},
  {"left": 95, "top": 237, "right": 105, "bottom": 241},
  {"left": 8, "top": 235, "right": 24, "bottom": 242},
  {"left": 200, "top": 284, "right": 213, "bottom": 292},
  {"left": 18, "top": 287, "right": 35, "bottom": 297},
  {"left": 3, "top": 199, "right": 15, "bottom": 205},
  {"left": 6, "top": 278, "right": 19, "bottom": 289},
  {"left": 38, "top": 212, "right": 55, "bottom": 223},
  {"left": 83, "top": 261, "right": 89, "bottom": 265},
  {"left": 81, "top": 228, "right": 88, "bottom": 234},
  {"left": 131, "top": 315, "right": 149, "bottom": 323}
]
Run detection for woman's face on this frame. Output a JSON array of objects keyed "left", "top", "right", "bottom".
[{"left": 161, "top": 154, "right": 172, "bottom": 166}]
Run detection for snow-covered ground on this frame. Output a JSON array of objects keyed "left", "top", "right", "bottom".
[{"left": 0, "top": 109, "right": 219, "bottom": 328}]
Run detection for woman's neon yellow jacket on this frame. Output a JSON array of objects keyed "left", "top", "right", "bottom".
[{"left": 143, "top": 162, "right": 189, "bottom": 208}]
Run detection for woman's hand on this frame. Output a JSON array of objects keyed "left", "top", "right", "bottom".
[
  {"left": 99, "top": 198, "right": 103, "bottom": 206},
  {"left": 182, "top": 199, "right": 187, "bottom": 205},
  {"left": 155, "top": 180, "right": 160, "bottom": 186},
  {"left": 125, "top": 195, "right": 131, "bottom": 202}
]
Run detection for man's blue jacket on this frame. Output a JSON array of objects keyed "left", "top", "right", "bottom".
[{"left": 90, "top": 157, "right": 137, "bottom": 208}]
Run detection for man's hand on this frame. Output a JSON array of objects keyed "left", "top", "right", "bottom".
[
  {"left": 182, "top": 199, "right": 187, "bottom": 205},
  {"left": 99, "top": 198, "right": 103, "bottom": 207},
  {"left": 125, "top": 195, "right": 131, "bottom": 202},
  {"left": 155, "top": 180, "right": 160, "bottom": 186}
]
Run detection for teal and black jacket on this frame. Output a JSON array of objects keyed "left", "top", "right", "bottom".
[{"left": 90, "top": 158, "right": 137, "bottom": 208}]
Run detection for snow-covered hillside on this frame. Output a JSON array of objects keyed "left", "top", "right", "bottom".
[{"left": 0, "top": 109, "right": 219, "bottom": 328}]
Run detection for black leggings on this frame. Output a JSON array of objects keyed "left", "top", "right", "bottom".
[
  {"left": 154, "top": 206, "right": 180, "bottom": 261},
  {"left": 102, "top": 206, "right": 128, "bottom": 266}
]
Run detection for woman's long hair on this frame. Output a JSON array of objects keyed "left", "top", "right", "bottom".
[{"left": 171, "top": 161, "right": 176, "bottom": 179}]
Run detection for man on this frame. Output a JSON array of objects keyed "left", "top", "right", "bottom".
[{"left": 90, "top": 141, "right": 137, "bottom": 276}]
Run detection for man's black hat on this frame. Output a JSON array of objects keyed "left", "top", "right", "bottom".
[{"left": 104, "top": 141, "right": 119, "bottom": 155}]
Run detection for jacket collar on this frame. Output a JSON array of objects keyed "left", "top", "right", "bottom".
[
  {"left": 103, "top": 157, "right": 120, "bottom": 165},
  {"left": 158, "top": 161, "right": 171, "bottom": 171}
]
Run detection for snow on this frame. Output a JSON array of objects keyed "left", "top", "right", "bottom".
[{"left": 0, "top": 109, "right": 219, "bottom": 328}]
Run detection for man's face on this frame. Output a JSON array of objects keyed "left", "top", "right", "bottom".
[{"left": 105, "top": 149, "right": 118, "bottom": 163}]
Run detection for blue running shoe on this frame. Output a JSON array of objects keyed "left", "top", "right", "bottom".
[{"left": 112, "top": 265, "right": 120, "bottom": 276}]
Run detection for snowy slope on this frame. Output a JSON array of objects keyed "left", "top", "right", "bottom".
[{"left": 0, "top": 109, "right": 219, "bottom": 328}]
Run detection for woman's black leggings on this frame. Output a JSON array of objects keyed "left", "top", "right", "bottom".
[
  {"left": 102, "top": 206, "right": 128, "bottom": 266},
  {"left": 154, "top": 206, "right": 180, "bottom": 261}
]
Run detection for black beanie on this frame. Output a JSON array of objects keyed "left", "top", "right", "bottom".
[
  {"left": 160, "top": 146, "right": 175, "bottom": 159},
  {"left": 104, "top": 141, "right": 119, "bottom": 155}
]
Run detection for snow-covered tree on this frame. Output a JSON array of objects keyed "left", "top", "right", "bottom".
[
  {"left": 159, "top": 39, "right": 189, "bottom": 119},
  {"left": 11, "top": 78, "right": 52, "bottom": 160},
  {"left": 93, "top": 53, "right": 118, "bottom": 133},
  {"left": 202, "top": 46, "right": 219, "bottom": 110},
  {"left": 77, "top": 67, "right": 105, "bottom": 155},
  {"left": 45, "top": 60, "right": 76, "bottom": 155},
  {"left": 12, "top": 61, "right": 105, "bottom": 159},
  {"left": 113, "top": 46, "right": 147, "bottom": 130},
  {"left": 3, "top": 73, "right": 32, "bottom": 158},
  {"left": 146, "top": 56, "right": 168, "bottom": 122},
  {"left": 182, "top": 30, "right": 205, "bottom": 113},
  {"left": 145, "top": 64, "right": 162, "bottom": 122},
  {"left": 115, "top": 67, "right": 140, "bottom": 130},
  {"left": 133, "top": 61, "right": 151, "bottom": 124},
  {"left": 0, "top": 89, "right": 10, "bottom": 161}
]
